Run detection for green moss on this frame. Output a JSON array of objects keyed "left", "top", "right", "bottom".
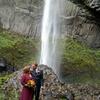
[
  {"left": 0, "top": 73, "right": 13, "bottom": 86},
  {"left": 61, "top": 38, "right": 100, "bottom": 83},
  {"left": 0, "top": 92, "right": 5, "bottom": 100},
  {"left": 0, "top": 30, "right": 38, "bottom": 68},
  {"left": 0, "top": 71, "right": 19, "bottom": 100},
  {"left": 64, "top": 39, "right": 96, "bottom": 67},
  {"left": 0, "top": 29, "right": 39, "bottom": 100}
]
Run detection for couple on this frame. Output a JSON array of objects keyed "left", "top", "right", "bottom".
[{"left": 19, "top": 64, "right": 43, "bottom": 100}]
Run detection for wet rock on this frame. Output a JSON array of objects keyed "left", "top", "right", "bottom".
[{"left": 2, "top": 66, "right": 100, "bottom": 100}]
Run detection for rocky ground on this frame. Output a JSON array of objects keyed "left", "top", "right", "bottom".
[{"left": 2, "top": 65, "right": 100, "bottom": 100}]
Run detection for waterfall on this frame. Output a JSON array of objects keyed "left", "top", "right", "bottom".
[{"left": 40, "top": 0, "right": 64, "bottom": 72}]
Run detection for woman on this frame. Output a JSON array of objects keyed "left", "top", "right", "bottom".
[{"left": 19, "top": 66, "right": 34, "bottom": 100}]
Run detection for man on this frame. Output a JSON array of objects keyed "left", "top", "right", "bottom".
[{"left": 31, "top": 63, "right": 44, "bottom": 100}]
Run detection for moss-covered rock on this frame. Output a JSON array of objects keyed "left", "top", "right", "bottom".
[
  {"left": 0, "top": 72, "right": 14, "bottom": 100},
  {"left": 1, "top": 66, "right": 100, "bottom": 100},
  {"left": 60, "top": 38, "right": 100, "bottom": 83},
  {"left": 0, "top": 30, "right": 38, "bottom": 69}
]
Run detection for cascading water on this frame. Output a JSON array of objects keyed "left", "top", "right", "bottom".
[
  {"left": 40, "top": 0, "right": 64, "bottom": 73},
  {"left": 39, "top": 0, "right": 90, "bottom": 82}
]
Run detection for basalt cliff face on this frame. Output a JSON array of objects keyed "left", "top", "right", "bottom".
[
  {"left": 0, "top": 0, "right": 43, "bottom": 37},
  {"left": 61, "top": 0, "right": 100, "bottom": 48},
  {"left": 0, "top": 0, "right": 100, "bottom": 47},
  {"left": 66, "top": 0, "right": 100, "bottom": 48}
]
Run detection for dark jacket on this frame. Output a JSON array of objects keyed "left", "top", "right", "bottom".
[{"left": 31, "top": 69, "right": 44, "bottom": 86}]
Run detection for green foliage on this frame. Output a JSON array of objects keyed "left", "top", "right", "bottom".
[
  {"left": 63, "top": 38, "right": 96, "bottom": 68},
  {"left": 0, "top": 73, "right": 13, "bottom": 100},
  {"left": 0, "top": 30, "right": 37, "bottom": 68},
  {"left": 0, "top": 91, "right": 5, "bottom": 100},
  {"left": 0, "top": 29, "right": 38, "bottom": 99},
  {"left": 61, "top": 38, "right": 100, "bottom": 83},
  {"left": 0, "top": 73, "right": 12, "bottom": 86}
]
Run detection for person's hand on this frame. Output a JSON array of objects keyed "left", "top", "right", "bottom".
[
  {"left": 25, "top": 84, "right": 28, "bottom": 86},
  {"left": 41, "top": 86, "right": 44, "bottom": 90},
  {"left": 30, "top": 67, "right": 33, "bottom": 71}
]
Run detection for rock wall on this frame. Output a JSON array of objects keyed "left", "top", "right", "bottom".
[
  {"left": 0, "top": 0, "right": 100, "bottom": 47},
  {"left": 0, "top": 0, "right": 43, "bottom": 36},
  {"left": 68, "top": 0, "right": 100, "bottom": 13},
  {"left": 61, "top": 1, "right": 100, "bottom": 48}
]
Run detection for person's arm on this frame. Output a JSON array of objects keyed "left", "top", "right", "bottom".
[
  {"left": 20, "top": 75, "right": 26, "bottom": 86},
  {"left": 31, "top": 70, "right": 37, "bottom": 80},
  {"left": 21, "top": 74, "right": 29, "bottom": 87}
]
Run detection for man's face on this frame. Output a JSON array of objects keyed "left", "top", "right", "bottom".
[{"left": 32, "top": 64, "right": 37, "bottom": 69}]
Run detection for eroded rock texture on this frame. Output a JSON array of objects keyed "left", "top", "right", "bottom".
[
  {"left": 61, "top": 0, "right": 100, "bottom": 48},
  {"left": 3, "top": 66, "right": 100, "bottom": 100},
  {"left": 0, "top": 0, "right": 43, "bottom": 37},
  {"left": 0, "top": 0, "right": 100, "bottom": 47}
]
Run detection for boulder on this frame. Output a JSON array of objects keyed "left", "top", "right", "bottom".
[{"left": 2, "top": 65, "right": 100, "bottom": 100}]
